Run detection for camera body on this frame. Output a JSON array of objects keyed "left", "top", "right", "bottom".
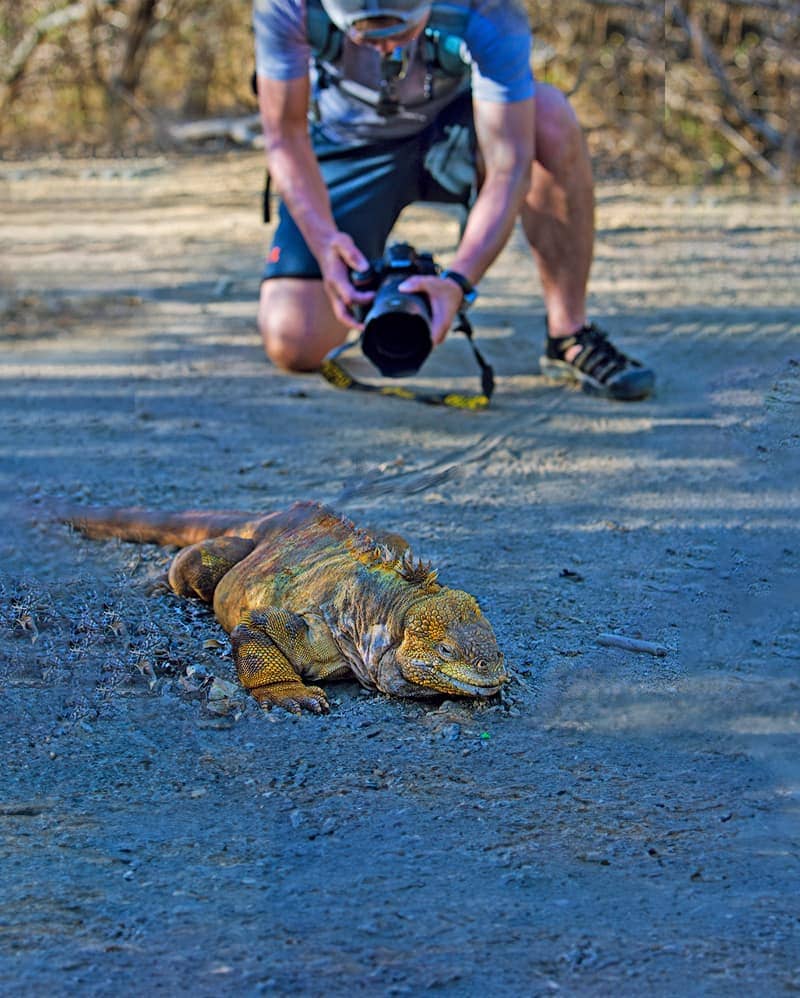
[{"left": 351, "top": 242, "right": 438, "bottom": 378}]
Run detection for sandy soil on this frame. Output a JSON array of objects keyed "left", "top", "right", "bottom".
[{"left": 1, "top": 153, "right": 799, "bottom": 995}]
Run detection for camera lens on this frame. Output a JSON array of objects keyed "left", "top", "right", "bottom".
[
  {"left": 362, "top": 310, "right": 432, "bottom": 378},
  {"left": 361, "top": 279, "right": 432, "bottom": 378}
]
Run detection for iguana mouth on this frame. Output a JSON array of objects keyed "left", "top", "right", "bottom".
[
  {"left": 445, "top": 677, "right": 505, "bottom": 697},
  {"left": 408, "top": 664, "right": 507, "bottom": 698}
]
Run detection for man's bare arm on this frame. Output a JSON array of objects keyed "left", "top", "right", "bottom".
[
  {"left": 257, "top": 73, "right": 371, "bottom": 325},
  {"left": 450, "top": 96, "right": 535, "bottom": 285},
  {"left": 400, "top": 96, "right": 534, "bottom": 344}
]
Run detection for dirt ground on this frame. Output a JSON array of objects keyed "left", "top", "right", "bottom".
[{"left": 1, "top": 153, "right": 799, "bottom": 995}]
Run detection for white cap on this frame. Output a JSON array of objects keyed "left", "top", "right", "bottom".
[{"left": 320, "top": 0, "right": 432, "bottom": 39}]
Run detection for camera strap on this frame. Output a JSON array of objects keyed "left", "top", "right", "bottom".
[{"left": 319, "top": 311, "right": 495, "bottom": 411}]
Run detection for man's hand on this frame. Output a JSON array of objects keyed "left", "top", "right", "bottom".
[
  {"left": 319, "top": 232, "right": 374, "bottom": 329},
  {"left": 398, "top": 274, "right": 466, "bottom": 346}
]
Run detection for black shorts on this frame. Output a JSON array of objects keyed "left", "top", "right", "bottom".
[{"left": 262, "top": 90, "right": 476, "bottom": 280}]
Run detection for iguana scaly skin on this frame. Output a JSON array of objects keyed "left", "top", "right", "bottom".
[{"left": 60, "top": 500, "right": 507, "bottom": 714}]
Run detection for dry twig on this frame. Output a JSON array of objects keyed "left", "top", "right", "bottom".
[{"left": 597, "top": 633, "right": 668, "bottom": 657}]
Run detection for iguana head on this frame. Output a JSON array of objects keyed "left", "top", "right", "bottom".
[{"left": 385, "top": 589, "right": 507, "bottom": 699}]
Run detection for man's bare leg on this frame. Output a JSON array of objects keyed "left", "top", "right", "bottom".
[
  {"left": 521, "top": 83, "right": 655, "bottom": 399},
  {"left": 521, "top": 82, "right": 595, "bottom": 341},
  {"left": 258, "top": 277, "right": 350, "bottom": 371}
]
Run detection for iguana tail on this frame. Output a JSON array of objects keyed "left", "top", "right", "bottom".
[{"left": 51, "top": 503, "right": 266, "bottom": 547}]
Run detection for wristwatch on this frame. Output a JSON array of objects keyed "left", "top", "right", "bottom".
[{"left": 440, "top": 269, "right": 478, "bottom": 309}]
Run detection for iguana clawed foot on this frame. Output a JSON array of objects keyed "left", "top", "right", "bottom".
[
  {"left": 231, "top": 612, "right": 336, "bottom": 715},
  {"left": 250, "top": 681, "right": 330, "bottom": 716}
]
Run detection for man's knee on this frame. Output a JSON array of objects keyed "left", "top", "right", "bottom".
[
  {"left": 257, "top": 280, "right": 342, "bottom": 372},
  {"left": 258, "top": 302, "right": 316, "bottom": 371}
]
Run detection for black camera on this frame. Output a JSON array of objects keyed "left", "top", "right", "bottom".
[{"left": 351, "top": 242, "right": 438, "bottom": 378}]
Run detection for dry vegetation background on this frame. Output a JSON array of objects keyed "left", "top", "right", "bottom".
[{"left": 0, "top": 0, "right": 798, "bottom": 184}]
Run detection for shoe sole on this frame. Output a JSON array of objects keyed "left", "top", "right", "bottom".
[{"left": 539, "top": 356, "right": 655, "bottom": 401}]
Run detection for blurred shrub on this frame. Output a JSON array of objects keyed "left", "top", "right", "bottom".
[
  {"left": 0, "top": 0, "right": 796, "bottom": 184},
  {"left": 529, "top": 0, "right": 797, "bottom": 184}
]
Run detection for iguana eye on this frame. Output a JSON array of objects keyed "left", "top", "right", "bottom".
[{"left": 437, "top": 642, "right": 457, "bottom": 659}]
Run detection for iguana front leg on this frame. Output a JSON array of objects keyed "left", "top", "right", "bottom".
[{"left": 231, "top": 608, "right": 349, "bottom": 715}]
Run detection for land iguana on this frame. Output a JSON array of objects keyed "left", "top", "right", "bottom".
[{"left": 58, "top": 500, "right": 507, "bottom": 714}]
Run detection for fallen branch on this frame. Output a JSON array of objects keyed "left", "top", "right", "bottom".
[
  {"left": 166, "top": 113, "right": 263, "bottom": 148},
  {"left": 597, "top": 633, "right": 668, "bottom": 657}
]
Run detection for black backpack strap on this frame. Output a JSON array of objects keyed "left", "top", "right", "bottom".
[
  {"left": 262, "top": 169, "right": 272, "bottom": 224},
  {"left": 306, "top": 0, "right": 343, "bottom": 63}
]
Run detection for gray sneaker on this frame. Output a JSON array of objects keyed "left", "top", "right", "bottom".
[{"left": 539, "top": 323, "right": 655, "bottom": 401}]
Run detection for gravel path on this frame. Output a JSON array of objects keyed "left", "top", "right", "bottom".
[{"left": 1, "top": 155, "right": 798, "bottom": 995}]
